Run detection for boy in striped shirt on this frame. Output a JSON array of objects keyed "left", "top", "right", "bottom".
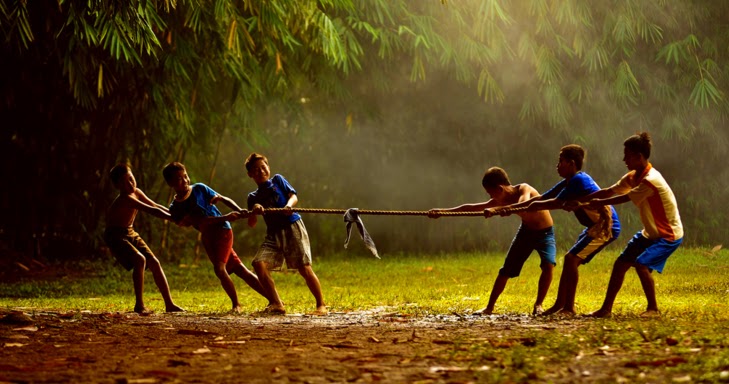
[{"left": 568, "top": 132, "right": 683, "bottom": 317}]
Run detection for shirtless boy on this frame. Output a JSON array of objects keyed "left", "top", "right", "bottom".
[
  {"left": 104, "top": 164, "right": 184, "bottom": 314},
  {"left": 430, "top": 167, "right": 556, "bottom": 315}
]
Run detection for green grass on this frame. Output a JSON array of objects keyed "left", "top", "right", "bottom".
[
  {"left": 2, "top": 248, "right": 728, "bottom": 381},
  {"left": 1, "top": 247, "right": 727, "bottom": 319}
]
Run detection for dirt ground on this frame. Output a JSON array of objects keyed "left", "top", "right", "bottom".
[{"left": 1, "top": 306, "right": 704, "bottom": 384}]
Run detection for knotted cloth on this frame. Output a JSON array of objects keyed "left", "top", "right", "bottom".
[{"left": 343, "top": 208, "right": 380, "bottom": 259}]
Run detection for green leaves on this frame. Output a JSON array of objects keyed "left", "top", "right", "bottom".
[
  {"left": 477, "top": 68, "right": 504, "bottom": 104},
  {"left": 614, "top": 60, "right": 640, "bottom": 106},
  {"left": 690, "top": 78, "right": 722, "bottom": 108},
  {"left": 2, "top": 0, "right": 35, "bottom": 49},
  {"left": 657, "top": 40, "right": 686, "bottom": 65},
  {"left": 5, "top": 0, "right": 729, "bottom": 253}
]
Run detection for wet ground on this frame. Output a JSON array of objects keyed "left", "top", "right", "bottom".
[{"left": 0, "top": 308, "right": 705, "bottom": 383}]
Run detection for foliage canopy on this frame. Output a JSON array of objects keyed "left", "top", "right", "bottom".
[{"left": 2, "top": 0, "right": 727, "bottom": 259}]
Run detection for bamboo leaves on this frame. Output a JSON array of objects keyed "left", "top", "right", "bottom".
[
  {"left": 614, "top": 60, "right": 640, "bottom": 106},
  {"left": 2, "top": 0, "right": 34, "bottom": 49},
  {"left": 690, "top": 78, "right": 722, "bottom": 109},
  {"left": 5, "top": 0, "right": 729, "bottom": 253},
  {"left": 657, "top": 40, "right": 689, "bottom": 65},
  {"left": 477, "top": 68, "right": 504, "bottom": 104}
]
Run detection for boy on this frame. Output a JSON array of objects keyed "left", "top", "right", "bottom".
[
  {"left": 103, "top": 164, "right": 184, "bottom": 314},
  {"left": 429, "top": 167, "right": 556, "bottom": 315},
  {"left": 244, "top": 153, "right": 327, "bottom": 316},
  {"left": 493, "top": 145, "right": 621, "bottom": 316},
  {"left": 567, "top": 132, "right": 683, "bottom": 317},
  {"left": 162, "top": 162, "right": 269, "bottom": 313}
]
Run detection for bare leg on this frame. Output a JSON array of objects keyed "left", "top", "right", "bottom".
[
  {"left": 533, "top": 263, "right": 554, "bottom": 315},
  {"left": 253, "top": 261, "right": 284, "bottom": 313},
  {"left": 298, "top": 265, "right": 326, "bottom": 314},
  {"left": 561, "top": 254, "right": 582, "bottom": 314},
  {"left": 589, "top": 259, "right": 632, "bottom": 318},
  {"left": 146, "top": 257, "right": 184, "bottom": 312},
  {"left": 213, "top": 262, "right": 241, "bottom": 312},
  {"left": 635, "top": 265, "right": 659, "bottom": 316},
  {"left": 131, "top": 254, "right": 148, "bottom": 313},
  {"left": 542, "top": 255, "right": 570, "bottom": 316},
  {"left": 475, "top": 275, "right": 510, "bottom": 315},
  {"left": 229, "top": 263, "right": 271, "bottom": 303}
]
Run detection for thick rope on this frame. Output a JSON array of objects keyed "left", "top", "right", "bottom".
[{"left": 259, "top": 207, "right": 489, "bottom": 216}]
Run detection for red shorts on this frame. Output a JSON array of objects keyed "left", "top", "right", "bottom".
[{"left": 201, "top": 226, "right": 242, "bottom": 273}]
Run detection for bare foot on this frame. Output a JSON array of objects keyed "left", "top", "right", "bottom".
[
  {"left": 541, "top": 305, "right": 562, "bottom": 316},
  {"left": 532, "top": 305, "right": 544, "bottom": 316},
  {"left": 264, "top": 304, "right": 286, "bottom": 315},
  {"left": 472, "top": 307, "right": 493, "bottom": 316},
  {"left": 134, "top": 306, "right": 153, "bottom": 315},
  {"left": 586, "top": 309, "right": 612, "bottom": 318},
  {"left": 309, "top": 306, "right": 328, "bottom": 316},
  {"left": 556, "top": 309, "right": 576, "bottom": 317},
  {"left": 640, "top": 309, "right": 660, "bottom": 318},
  {"left": 231, "top": 305, "right": 243, "bottom": 314},
  {"left": 165, "top": 304, "right": 185, "bottom": 313}
]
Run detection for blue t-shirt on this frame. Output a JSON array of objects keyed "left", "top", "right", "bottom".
[
  {"left": 169, "top": 183, "right": 231, "bottom": 230},
  {"left": 247, "top": 174, "right": 301, "bottom": 234},
  {"left": 542, "top": 172, "right": 621, "bottom": 236}
]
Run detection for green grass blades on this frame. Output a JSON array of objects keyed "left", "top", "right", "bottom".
[
  {"left": 2, "top": 247, "right": 727, "bottom": 382},
  {"left": 1, "top": 247, "right": 727, "bottom": 317}
]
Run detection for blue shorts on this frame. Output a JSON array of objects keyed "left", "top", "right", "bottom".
[
  {"left": 618, "top": 231, "right": 683, "bottom": 273},
  {"left": 499, "top": 225, "right": 557, "bottom": 278},
  {"left": 568, "top": 228, "right": 617, "bottom": 265}
]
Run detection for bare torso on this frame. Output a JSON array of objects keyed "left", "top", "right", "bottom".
[
  {"left": 498, "top": 184, "right": 553, "bottom": 231},
  {"left": 106, "top": 193, "right": 139, "bottom": 228}
]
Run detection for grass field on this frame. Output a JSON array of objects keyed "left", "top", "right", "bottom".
[
  {"left": 2, "top": 248, "right": 729, "bottom": 382},
  {"left": 1, "top": 247, "right": 727, "bottom": 319}
]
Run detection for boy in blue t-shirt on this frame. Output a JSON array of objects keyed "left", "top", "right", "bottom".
[
  {"left": 495, "top": 145, "right": 621, "bottom": 316},
  {"left": 163, "top": 162, "right": 270, "bottom": 313},
  {"left": 244, "top": 153, "right": 327, "bottom": 316}
]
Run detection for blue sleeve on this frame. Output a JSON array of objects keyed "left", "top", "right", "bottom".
[
  {"left": 541, "top": 179, "right": 567, "bottom": 200},
  {"left": 196, "top": 183, "right": 217, "bottom": 204},
  {"left": 556, "top": 173, "right": 598, "bottom": 200},
  {"left": 273, "top": 174, "right": 297, "bottom": 196},
  {"left": 247, "top": 192, "right": 255, "bottom": 210}
]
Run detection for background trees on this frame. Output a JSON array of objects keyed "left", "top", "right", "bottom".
[{"left": 2, "top": 0, "right": 726, "bottom": 262}]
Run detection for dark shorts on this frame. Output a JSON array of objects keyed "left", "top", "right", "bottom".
[
  {"left": 201, "top": 226, "right": 243, "bottom": 273},
  {"left": 618, "top": 231, "right": 683, "bottom": 273},
  {"left": 253, "top": 220, "right": 312, "bottom": 271},
  {"left": 499, "top": 225, "right": 557, "bottom": 278},
  {"left": 103, "top": 227, "right": 155, "bottom": 271}
]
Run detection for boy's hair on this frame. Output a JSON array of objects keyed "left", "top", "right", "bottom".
[
  {"left": 624, "top": 132, "right": 652, "bottom": 159},
  {"left": 244, "top": 152, "right": 269, "bottom": 172},
  {"left": 482, "top": 167, "right": 511, "bottom": 189},
  {"left": 560, "top": 144, "right": 585, "bottom": 170},
  {"left": 109, "top": 164, "right": 130, "bottom": 186},
  {"left": 162, "top": 162, "right": 186, "bottom": 182}
]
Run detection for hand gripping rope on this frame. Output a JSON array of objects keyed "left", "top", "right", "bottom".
[
  {"left": 250, "top": 206, "right": 532, "bottom": 259},
  {"left": 260, "top": 207, "right": 492, "bottom": 216}
]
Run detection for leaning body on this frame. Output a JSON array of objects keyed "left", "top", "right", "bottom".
[
  {"left": 104, "top": 193, "right": 153, "bottom": 271},
  {"left": 500, "top": 184, "right": 556, "bottom": 278},
  {"left": 248, "top": 174, "right": 312, "bottom": 271},
  {"left": 611, "top": 164, "right": 683, "bottom": 273},
  {"left": 170, "top": 183, "right": 244, "bottom": 271},
  {"left": 544, "top": 172, "right": 622, "bottom": 263}
]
